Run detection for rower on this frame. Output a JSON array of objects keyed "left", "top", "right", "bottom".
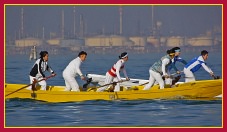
[
  {"left": 165, "top": 47, "right": 187, "bottom": 86},
  {"left": 96, "top": 52, "right": 130, "bottom": 92},
  {"left": 143, "top": 49, "right": 175, "bottom": 90},
  {"left": 28, "top": 51, "right": 56, "bottom": 91},
  {"left": 183, "top": 50, "right": 215, "bottom": 82},
  {"left": 62, "top": 51, "right": 87, "bottom": 92}
]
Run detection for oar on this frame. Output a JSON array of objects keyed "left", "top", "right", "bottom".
[
  {"left": 5, "top": 75, "right": 54, "bottom": 97},
  {"left": 212, "top": 75, "right": 220, "bottom": 79},
  {"left": 96, "top": 80, "right": 128, "bottom": 89},
  {"left": 87, "top": 79, "right": 128, "bottom": 91},
  {"left": 170, "top": 71, "right": 183, "bottom": 76},
  {"left": 179, "top": 75, "right": 220, "bottom": 81},
  {"left": 138, "top": 82, "right": 149, "bottom": 86},
  {"left": 138, "top": 71, "right": 182, "bottom": 86}
]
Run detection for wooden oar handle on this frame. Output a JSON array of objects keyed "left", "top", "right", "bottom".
[{"left": 212, "top": 75, "right": 220, "bottom": 79}]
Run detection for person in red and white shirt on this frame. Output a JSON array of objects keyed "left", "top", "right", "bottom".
[{"left": 97, "top": 52, "right": 130, "bottom": 92}]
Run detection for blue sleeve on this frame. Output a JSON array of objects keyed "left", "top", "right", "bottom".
[
  {"left": 177, "top": 58, "right": 187, "bottom": 65},
  {"left": 181, "top": 60, "right": 187, "bottom": 65},
  {"left": 170, "top": 63, "right": 178, "bottom": 72}
]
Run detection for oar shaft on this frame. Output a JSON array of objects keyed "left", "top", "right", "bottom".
[
  {"left": 169, "top": 71, "right": 184, "bottom": 77},
  {"left": 96, "top": 80, "right": 127, "bottom": 89},
  {"left": 87, "top": 80, "right": 128, "bottom": 92},
  {"left": 5, "top": 84, "right": 33, "bottom": 97},
  {"left": 5, "top": 75, "right": 54, "bottom": 97},
  {"left": 139, "top": 82, "right": 149, "bottom": 86},
  {"left": 139, "top": 72, "right": 182, "bottom": 86},
  {"left": 212, "top": 75, "right": 220, "bottom": 79}
]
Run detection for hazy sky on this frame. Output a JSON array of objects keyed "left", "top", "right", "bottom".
[{"left": 5, "top": 5, "right": 222, "bottom": 39}]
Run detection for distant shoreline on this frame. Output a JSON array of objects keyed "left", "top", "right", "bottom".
[{"left": 5, "top": 45, "right": 222, "bottom": 55}]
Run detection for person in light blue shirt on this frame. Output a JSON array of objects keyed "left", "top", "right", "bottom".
[
  {"left": 183, "top": 50, "right": 214, "bottom": 82},
  {"left": 143, "top": 49, "right": 175, "bottom": 90}
]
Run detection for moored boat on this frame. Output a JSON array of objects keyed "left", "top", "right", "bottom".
[{"left": 5, "top": 79, "right": 222, "bottom": 103}]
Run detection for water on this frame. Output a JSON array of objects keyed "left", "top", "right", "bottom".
[{"left": 5, "top": 51, "right": 222, "bottom": 127}]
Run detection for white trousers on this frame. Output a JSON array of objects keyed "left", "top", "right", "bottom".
[
  {"left": 63, "top": 71, "right": 80, "bottom": 92},
  {"left": 96, "top": 72, "right": 120, "bottom": 92},
  {"left": 165, "top": 70, "right": 172, "bottom": 85},
  {"left": 29, "top": 75, "right": 47, "bottom": 90},
  {"left": 165, "top": 78, "right": 172, "bottom": 85},
  {"left": 183, "top": 68, "right": 195, "bottom": 82},
  {"left": 143, "top": 70, "right": 165, "bottom": 90}
]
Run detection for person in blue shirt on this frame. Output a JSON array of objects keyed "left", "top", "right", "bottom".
[
  {"left": 166, "top": 47, "right": 187, "bottom": 85},
  {"left": 169, "top": 47, "right": 187, "bottom": 73},
  {"left": 183, "top": 50, "right": 214, "bottom": 82}
]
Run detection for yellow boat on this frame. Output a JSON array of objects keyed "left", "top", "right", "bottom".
[{"left": 5, "top": 79, "right": 222, "bottom": 103}]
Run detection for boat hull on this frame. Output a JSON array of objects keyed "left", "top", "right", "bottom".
[{"left": 5, "top": 79, "right": 222, "bottom": 103}]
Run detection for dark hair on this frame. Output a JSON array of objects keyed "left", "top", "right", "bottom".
[
  {"left": 119, "top": 52, "right": 128, "bottom": 59},
  {"left": 78, "top": 51, "right": 87, "bottom": 57},
  {"left": 201, "top": 50, "right": 208, "bottom": 56},
  {"left": 172, "top": 47, "right": 180, "bottom": 51},
  {"left": 40, "top": 51, "right": 48, "bottom": 58},
  {"left": 166, "top": 49, "right": 175, "bottom": 54}
]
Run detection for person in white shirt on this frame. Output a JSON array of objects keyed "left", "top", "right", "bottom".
[
  {"left": 96, "top": 52, "right": 130, "bottom": 92},
  {"left": 29, "top": 51, "right": 56, "bottom": 90},
  {"left": 184, "top": 50, "right": 214, "bottom": 82},
  {"left": 143, "top": 49, "right": 175, "bottom": 90},
  {"left": 63, "top": 51, "right": 87, "bottom": 91}
]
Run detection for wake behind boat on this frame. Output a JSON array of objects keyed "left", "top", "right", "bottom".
[{"left": 5, "top": 78, "right": 222, "bottom": 103}]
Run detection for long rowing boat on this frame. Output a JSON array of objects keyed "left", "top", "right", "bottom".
[
  {"left": 87, "top": 74, "right": 222, "bottom": 98},
  {"left": 5, "top": 79, "right": 222, "bottom": 103}
]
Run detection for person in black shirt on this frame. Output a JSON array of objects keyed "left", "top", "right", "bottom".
[{"left": 29, "top": 51, "right": 56, "bottom": 90}]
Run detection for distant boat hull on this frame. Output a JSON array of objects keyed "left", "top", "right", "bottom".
[{"left": 5, "top": 79, "right": 222, "bottom": 103}]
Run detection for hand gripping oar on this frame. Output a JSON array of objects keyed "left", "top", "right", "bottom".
[
  {"left": 212, "top": 75, "right": 220, "bottom": 79},
  {"left": 82, "top": 78, "right": 92, "bottom": 91},
  {"left": 5, "top": 75, "right": 54, "bottom": 97}
]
